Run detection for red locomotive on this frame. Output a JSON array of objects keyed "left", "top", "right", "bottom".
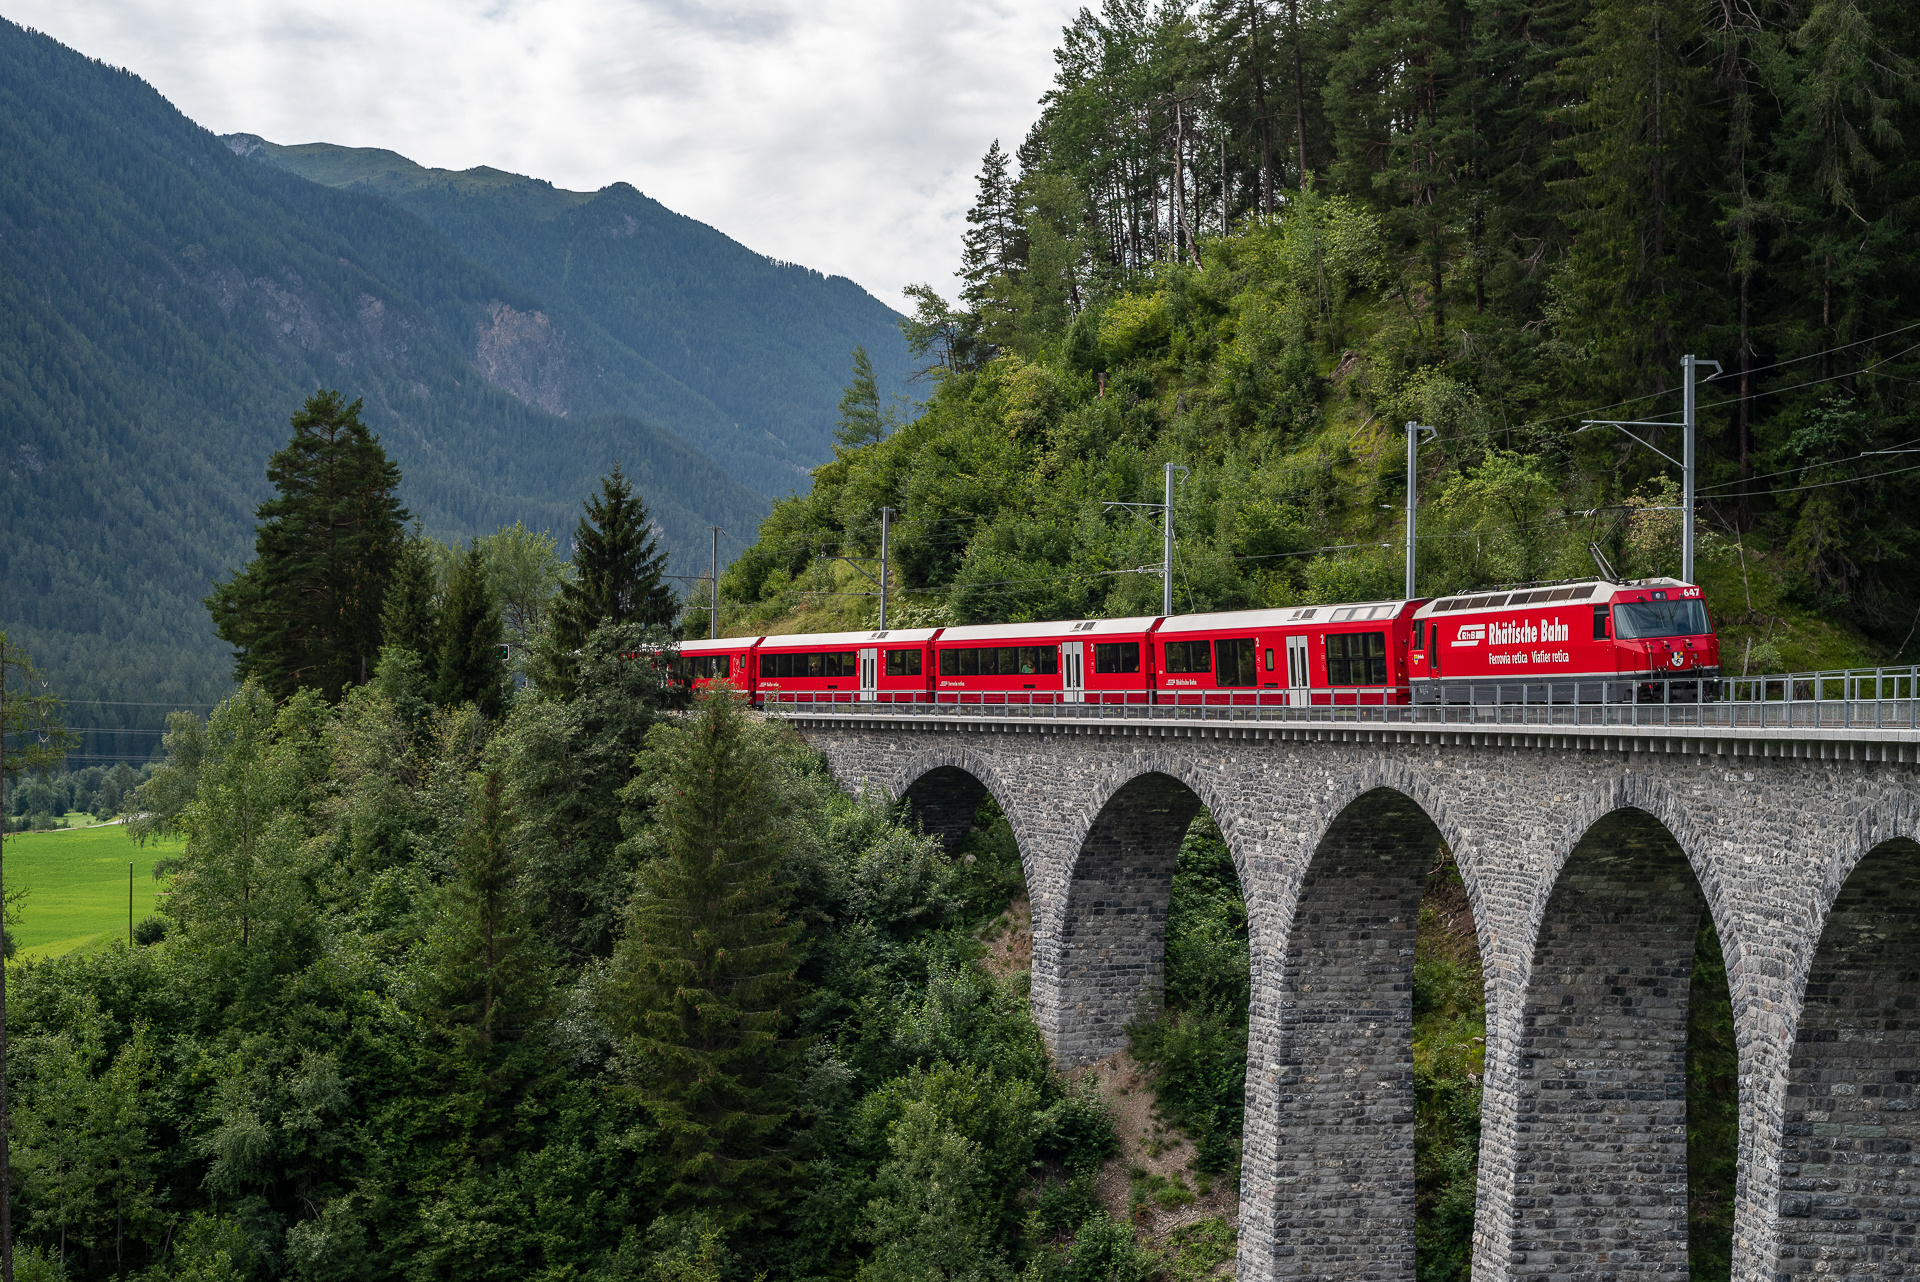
[{"left": 672, "top": 576, "right": 1718, "bottom": 707}]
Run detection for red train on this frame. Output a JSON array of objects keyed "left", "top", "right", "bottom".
[{"left": 672, "top": 577, "right": 1720, "bottom": 707}]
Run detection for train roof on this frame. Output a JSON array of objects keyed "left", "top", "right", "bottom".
[
  {"left": 1410, "top": 578, "right": 1693, "bottom": 618},
  {"left": 678, "top": 635, "right": 763, "bottom": 653},
  {"left": 1156, "top": 600, "right": 1413, "bottom": 634},
  {"left": 756, "top": 626, "right": 943, "bottom": 650},
  {"left": 937, "top": 616, "right": 1160, "bottom": 643}
]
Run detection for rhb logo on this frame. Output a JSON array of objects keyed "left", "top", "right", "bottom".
[{"left": 1453, "top": 624, "right": 1486, "bottom": 647}]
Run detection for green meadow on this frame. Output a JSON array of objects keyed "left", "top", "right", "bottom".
[{"left": 3, "top": 822, "right": 178, "bottom": 958}]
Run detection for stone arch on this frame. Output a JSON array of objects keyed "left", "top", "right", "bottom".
[
  {"left": 1515, "top": 772, "right": 1734, "bottom": 984},
  {"left": 1265, "top": 784, "right": 1449, "bottom": 1280},
  {"left": 1773, "top": 834, "right": 1920, "bottom": 1276},
  {"left": 1303, "top": 760, "right": 1490, "bottom": 989},
  {"left": 1032, "top": 748, "right": 1279, "bottom": 1065},
  {"left": 883, "top": 745, "right": 1047, "bottom": 899},
  {"left": 1502, "top": 800, "right": 1711, "bottom": 1278},
  {"left": 1039, "top": 767, "right": 1208, "bottom": 1067}
]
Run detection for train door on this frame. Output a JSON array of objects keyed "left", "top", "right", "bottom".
[
  {"left": 1286, "top": 635, "right": 1311, "bottom": 707},
  {"left": 859, "top": 647, "right": 877, "bottom": 701},
  {"left": 1061, "top": 641, "right": 1085, "bottom": 703}
]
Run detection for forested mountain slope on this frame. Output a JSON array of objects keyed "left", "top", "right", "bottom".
[
  {"left": 724, "top": 0, "right": 1920, "bottom": 674},
  {"left": 228, "top": 137, "right": 916, "bottom": 497},
  {"left": 0, "top": 18, "right": 764, "bottom": 761}
]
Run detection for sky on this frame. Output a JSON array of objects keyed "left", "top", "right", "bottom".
[{"left": 6, "top": 0, "right": 1083, "bottom": 312}]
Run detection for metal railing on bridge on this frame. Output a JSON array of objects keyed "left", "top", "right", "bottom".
[{"left": 753, "top": 667, "right": 1920, "bottom": 733}]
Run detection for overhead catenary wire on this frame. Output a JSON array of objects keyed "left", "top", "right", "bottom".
[{"left": 1695, "top": 436, "right": 1920, "bottom": 494}]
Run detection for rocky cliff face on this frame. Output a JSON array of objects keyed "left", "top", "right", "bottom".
[{"left": 474, "top": 301, "right": 572, "bottom": 417}]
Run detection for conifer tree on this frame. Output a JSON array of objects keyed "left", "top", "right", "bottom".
[
  {"left": 207, "top": 390, "right": 408, "bottom": 701},
  {"left": 418, "top": 769, "right": 555, "bottom": 1162},
  {"left": 551, "top": 465, "right": 677, "bottom": 654},
  {"left": 607, "top": 690, "right": 804, "bottom": 1226},
  {"left": 380, "top": 530, "right": 442, "bottom": 687},
  {"left": 833, "top": 347, "right": 893, "bottom": 450},
  {"left": 435, "top": 543, "right": 509, "bottom": 718},
  {"left": 958, "top": 141, "right": 1025, "bottom": 346}
]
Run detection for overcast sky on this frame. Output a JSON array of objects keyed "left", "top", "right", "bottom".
[{"left": 7, "top": 0, "right": 1081, "bottom": 312}]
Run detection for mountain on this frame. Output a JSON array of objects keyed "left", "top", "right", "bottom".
[
  {"left": 0, "top": 19, "right": 784, "bottom": 763},
  {"left": 226, "top": 137, "right": 916, "bottom": 496}
]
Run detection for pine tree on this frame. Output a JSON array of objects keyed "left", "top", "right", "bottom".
[
  {"left": 833, "top": 347, "right": 893, "bottom": 451},
  {"left": 206, "top": 390, "right": 409, "bottom": 701},
  {"left": 606, "top": 691, "right": 804, "bottom": 1226},
  {"left": 958, "top": 141, "right": 1026, "bottom": 346},
  {"left": 417, "top": 768, "right": 555, "bottom": 1163},
  {"left": 435, "top": 543, "right": 509, "bottom": 718},
  {"left": 551, "top": 465, "right": 677, "bottom": 657},
  {"left": 380, "top": 530, "right": 442, "bottom": 687}
]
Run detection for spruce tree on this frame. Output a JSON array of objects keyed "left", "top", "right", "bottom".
[
  {"left": 606, "top": 691, "right": 804, "bottom": 1226},
  {"left": 435, "top": 543, "right": 509, "bottom": 718},
  {"left": 207, "top": 390, "right": 408, "bottom": 701},
  {"left": 833, "top": 347, "right": 893, "bottom": 451},
  {"left": 958, "top": 141, "right": 1025, "bottom": 346},
  {"left": 380, "top": 530, "right": 442, "bottom": 687},
  {"left": 418, "top": 769, "right": 555, "bottom": 1163},
  {"left": 551, "top": 465, "right": 676, "bottom": 655}
]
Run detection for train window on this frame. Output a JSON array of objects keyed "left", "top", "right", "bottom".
[
  {"left": 1613, "top": 598, "right": 1709, "bottom": 640},
  {"left": 1592, "top": 605, "right": 1609, "bottom": 640},
  {"left": 937, "top": 646, "right": 1057, "bottom": 678},
  {"left": 684, "top": 655, "right": 730, "bottom": 680},
  {"left": 758, "top": 651, "right": 856, "bottom": 678},
  {"left": 1214, "top": 638, "right": 1258, "bottom": 687},
  {"left": 1163, "top": 639, "right": 1213, "bottom": 673},
  {"left": 885, "top": 648, "right": 922, "bottom": 677},
  {"left": 1325, "top": 632, "right": 1388, "bottom": 685},
  {"left": 1093, "top": 642, "right": 1140, "bottom": 674},
  {"left": 1264, "top": 647, "right": 1275, "bottom": 672},
  {"left": 1414, "top": 620, "right": 1426, "bottom": 649}
]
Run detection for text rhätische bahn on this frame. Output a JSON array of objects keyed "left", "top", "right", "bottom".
[{"left": 675, "top": 578, "right": 1718, "bottom": 707}]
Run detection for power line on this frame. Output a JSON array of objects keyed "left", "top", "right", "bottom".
[
  {"left": 1715, "top": 460, "right": 1920, "bottom": 500},
  {"left": 1718, "top": 319, "right": 1920, "bottom": 382},
  {"left": 1696, "top": 434, "right": 1920, "bottom": 494}
]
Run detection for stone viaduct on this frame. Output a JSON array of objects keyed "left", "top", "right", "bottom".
[{"left": 777, "top": 704, "right": 1920, "bottom": 1282}]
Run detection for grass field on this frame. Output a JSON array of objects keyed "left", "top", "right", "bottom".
[{"left": 3, "top": 822, "right": 179, "bottom": 959}]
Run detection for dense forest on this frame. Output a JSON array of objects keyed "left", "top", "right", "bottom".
[
  {"left": 0, "top": 17, "right": 914, "bottom": 768},
  {"left": 0, "top": 403, "right": 1205, "bottom": 1278},
  {"left": 724, "top": 0, "right": 1920, "bottom": 680}
]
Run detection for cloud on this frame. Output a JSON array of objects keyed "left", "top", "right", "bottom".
[{"left": 8, "top": 0, "right": 1080, "bottom": 310}]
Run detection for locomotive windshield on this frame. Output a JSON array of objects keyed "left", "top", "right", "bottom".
[{"left": 1612, "top": 598, "right": 1710, "bottom": 640}]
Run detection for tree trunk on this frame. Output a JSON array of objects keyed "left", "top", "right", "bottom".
[
  {"left": 1250, "top": 0, "right": 1274, "bottom": 213},
  {"left": 1288, "top": 0, "right": 1309, "bottom": 187}
]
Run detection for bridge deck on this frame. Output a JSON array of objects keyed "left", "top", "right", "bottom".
[{"left": 768, "top": 698, "right": 1920, "bottom": 760}]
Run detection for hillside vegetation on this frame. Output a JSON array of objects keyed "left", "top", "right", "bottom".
[{"left": 724, "top": 0, "right": 1920, "bottom": 676}]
